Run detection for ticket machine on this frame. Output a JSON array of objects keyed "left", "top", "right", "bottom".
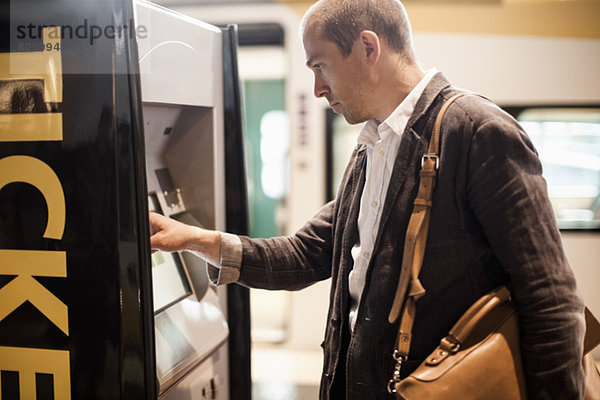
[
  {"left": 136, "top": 1, "right": 248, "bottom": 398},
  {"left": 0, "top": 0, "right": 250, "bottom": 398}
]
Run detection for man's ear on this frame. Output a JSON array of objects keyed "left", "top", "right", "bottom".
[{"left": 359, "top": 30, "right": 381, "bottom": 65}]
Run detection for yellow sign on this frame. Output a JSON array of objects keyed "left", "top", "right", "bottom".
[
  {"left": 0, "top": 28, "right": 71, "bottom": 399},
  {"left": 0, "top": 346, "right": 71, "bottom": 399}
]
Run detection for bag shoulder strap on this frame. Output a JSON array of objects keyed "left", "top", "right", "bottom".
[
  {"left": 387, "top": 93, "right": 467, "bottom": 393},
  {"left": 388, "top": 92, "right": 467, "bottom": 324}
]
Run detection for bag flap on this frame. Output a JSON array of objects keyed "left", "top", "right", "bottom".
[{"left": 410, "top": 304, "right": 517, "bottom": 382}]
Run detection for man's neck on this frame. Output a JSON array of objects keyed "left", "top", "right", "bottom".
[{"left": 372, "top": 61, "right": 425, "bottom": 122}]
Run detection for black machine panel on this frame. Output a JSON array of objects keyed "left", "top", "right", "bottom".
[{"left": 0, "top": 0, "right": 155, "bottom": 398}]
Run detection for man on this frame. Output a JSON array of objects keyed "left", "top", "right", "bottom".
[{"left": 150, "top": 0, "right": 586, "bottom": 398}]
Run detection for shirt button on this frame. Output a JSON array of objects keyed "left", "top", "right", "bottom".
[
  {"left": 378, "top": 150, "right": 385, "bottom": 157},
  {"left": 363, "top": 252, "right": 370, "bottom": 259},
  {"left": 371, "top": 201, "right": 379, "bottom": 208}
]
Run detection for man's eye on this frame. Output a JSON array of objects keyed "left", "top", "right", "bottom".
[{"left": 314, "top": 64, "right": 322, "bottom": 72}]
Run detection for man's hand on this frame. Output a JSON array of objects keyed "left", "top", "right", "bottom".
[{"left": 149, "top": 212, "right": 221, "bottom": 265}]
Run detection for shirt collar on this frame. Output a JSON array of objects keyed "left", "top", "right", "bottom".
[{"left": 357, "top": 68, "right": 438, "bottom": 147}]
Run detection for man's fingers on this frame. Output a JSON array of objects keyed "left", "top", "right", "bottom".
[
  {"left": 148, "top": 212, "right": 193, "bottom": 254},
  {"left": 149, "top": 212, "right": 166, "bottom": 235}
]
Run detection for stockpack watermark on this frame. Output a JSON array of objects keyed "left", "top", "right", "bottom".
[
  {"left": 9, "top": 0, "right": 152, "bottom": 74},
  {"left": 14, "top": 19, "right": 148, "bottom": 48}
]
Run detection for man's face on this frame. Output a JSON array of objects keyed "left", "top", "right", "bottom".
[{"left": 303, "top": 27, "right": 371, "bottom": 125}]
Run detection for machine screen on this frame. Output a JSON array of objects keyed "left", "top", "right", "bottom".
[{"left": 149, "top": 193, "right": 193, "bottom": 313}]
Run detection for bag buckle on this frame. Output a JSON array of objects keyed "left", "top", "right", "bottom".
[
  {"left": 421, "top": 153, "right": 439, "bottom": 170},
  {"left": 440, "top": 335, "right": 461, "bottom": 353}
]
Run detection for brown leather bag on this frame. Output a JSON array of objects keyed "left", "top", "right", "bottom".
[
  {"left": 392, "top": 286, "right": 600, "bottom": 399},
  {"left": 387, "top": 93, "right": 600, "bottom": 399}
]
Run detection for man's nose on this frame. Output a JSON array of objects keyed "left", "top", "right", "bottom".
[{"left": 313, "top": 75, "right": 329, "bottom": 98}]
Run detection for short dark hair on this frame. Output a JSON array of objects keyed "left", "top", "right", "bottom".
[{"left": 303, "top": 0, "right": 415, "bottom": 58}]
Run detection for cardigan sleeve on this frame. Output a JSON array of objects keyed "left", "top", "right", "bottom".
[
  {"left": 465, "top": 106, "right": 586, "bottom": 399},
  {"left": 234, "top": 200, "right": 336, "bottom": 291}
]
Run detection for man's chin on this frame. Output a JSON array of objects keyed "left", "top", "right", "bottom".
[
  {"left": 341, "top": 113, "right": 367, "bottom": 125},
  {"left": 332, "top": 105, "right": 367, "bottom": 125}
]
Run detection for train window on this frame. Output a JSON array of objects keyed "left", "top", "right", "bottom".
[
  {"left": 328, "top": 107, "right": 600, "bottom": 231},
  {"left": 515, "top": 108, "right": 600, "bottom": 230}
]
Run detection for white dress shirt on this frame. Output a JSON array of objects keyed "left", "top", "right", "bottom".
[{"left": 348, "top": 68, "right": 437, "bottom": 331}]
